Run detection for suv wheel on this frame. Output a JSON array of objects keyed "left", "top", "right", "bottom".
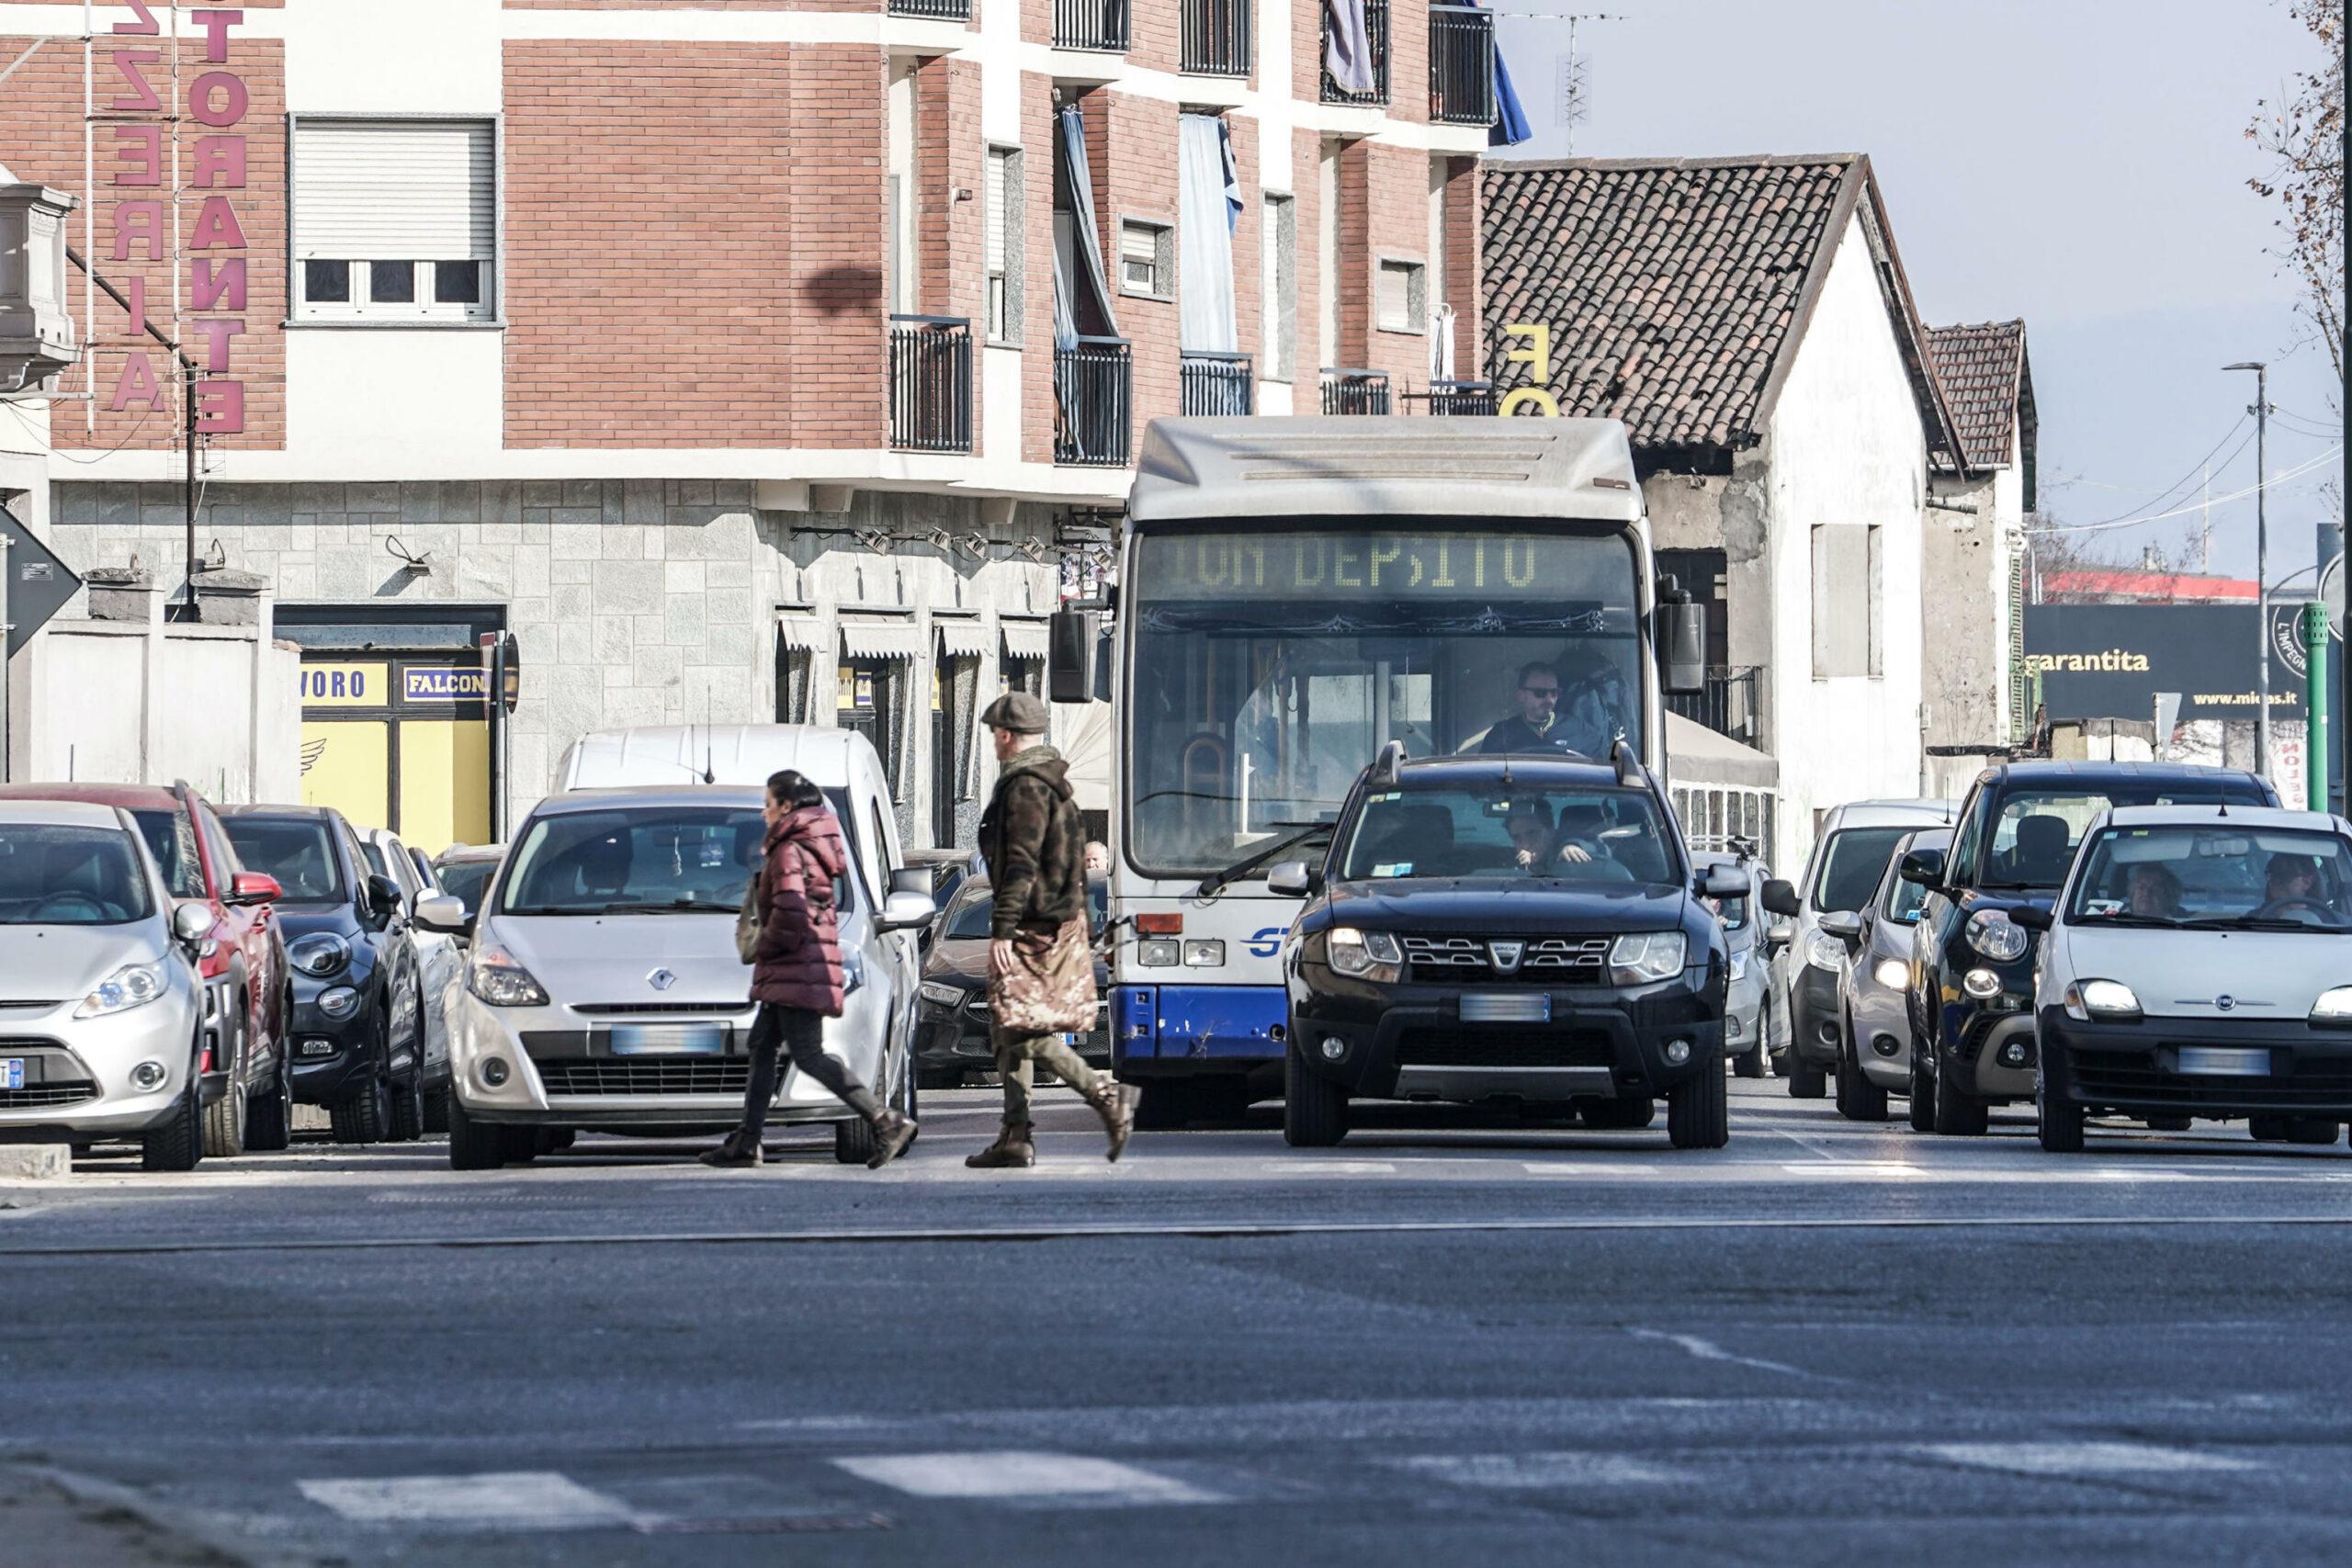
[
  {"left": 1667, "top": 1061, "right": 1730, "bottom": 1149},
  {"left": 1283, "top": 1043, "right": 1348, "bottom": 1147},
  {"left": 141, "top": 1043, "right": 206, "bottom": 1172},
  {"left": 447, "top": 1097, "right": 504, "bottom": 1170},
  {"left": 245, "top": 1046, "right": 292, "bottom": 1153},
  {"left": 1784, "top": 1057, "right": 1826, "bottom": 1100},
  {"left": 1836, "top": 1019, "right": 1889, "bottom": 1123},
  {"left": 1906, "top": 1038, "right": 1937, "bottom": 1133},
  {"left": 2037, "top": 1087, "right": 2086, "bottom": 1154},
  {"left": 202, "top": 1004, "right": 250, "bottom": 1158},
  {"left": 330, "top": 1060, "right": 392, "bottom": 1145},
  {"left": 1929, "top": 1051, "right": 1989, "bottom": 1136}
]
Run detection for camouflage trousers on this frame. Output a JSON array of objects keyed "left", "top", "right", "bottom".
[{"left": 989, "top": 1022, "right": 1102, "bottom": 1126}]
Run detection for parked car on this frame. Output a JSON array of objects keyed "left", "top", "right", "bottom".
[
  {"left": 2022, "top": 804, "right": 2352, "bottom": 1152},
  {"left": 1824, "top": 827, "right": 1951, "bottom": 1122},
  {"left": 1900, "top": 761, "right": 2278, "bottom": 1136},
  {"left": 0, "top": 781, "right": 291, "bottom": 1155},
  {"left": 1760, "top": 799, "right": 1955, "bottom": 1099},
  {"left": 0, "top": 801, "right": 221, "bottom": 1169},
  {"left": 422, "top": 776, "right": 935, "bottom": 1170},
  {"left": 359, "top": 827, "right": 462, "bottom": 1133},
  {"left": 219, "top": 805, "right": 429, "bottom": 1144},
  {"left": 430, "top": 843, "right": 506, "bottom": 932},
  {"left": 916, "top": 874, "right": 1109, "bottom": 1089},
  {"left": 904, "top": 847, "right": 984, "bottom": 939},
  {"left": 1690, "top": 847, "right": 1774, "bottom": 1078}
]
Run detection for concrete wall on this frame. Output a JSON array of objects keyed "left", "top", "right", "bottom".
[{"left": 1923, "top": 410, "right": 2026, "bottom": 800}]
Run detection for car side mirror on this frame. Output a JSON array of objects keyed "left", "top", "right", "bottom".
[
  {"left": 1759, "top": 877, "right": 1800, "bottom": 918},
  {"left": 365, "top": 874, "right": 404, "bottom": 928},
  {"left": 877, "top": 890, "right": 936, "bottom": 931},
  {"left": 413, "top": 894, "right": 473, "bottom": 936},
  {"left": 1697, "top": 865, "right": 1747, "bottom": 900},
  {"left": 1817, "top": 909, "right": 1863, "bottom": 942},
  {"left": 2008, "top": 905, "right": 2052, "bottom": 932},
  {"left": 1266, "top": 860, "right": 1318, "bottom": 898},
  {"left": 1764, "top": 919, "right": 1796, "bottom": 953},
  {"left": 171, "top": 902, "right": 215, "bottom": 949},
  {"left": 226, "top": 871, "right": 281, "bottom": 907},
  {"left": 889, "top": 867, "right": 933, "bottom": 898},
  {"left": 1898, "top": 848, "right": 1947, "bottom": 889}
]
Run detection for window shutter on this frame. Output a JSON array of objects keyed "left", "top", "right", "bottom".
[
  {"left": 986, "top": 150, "right": 1011, "bottom": 275},
  {"left": 294, "top": 121, "right": 493, "bottom": 261},
  {"left": 1376, "top": 260, "right": 1411, "bottom": 330},
  {"left": 1121, "top": 223, "right": 1157, "bottom": 265}
]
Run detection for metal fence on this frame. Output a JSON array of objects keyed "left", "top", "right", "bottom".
[
  {"left": 1664, "top": 665, "right": 1764, "bottom": 750},
  {"left": 1320, "top": 0, "right": 1389, "bottom": 105},
  {"left": 1426, "top": 379, "right": 1498, "bottom": 415},
  {"left": 1055, "top": 336, "right": 1132, "bottom": 466},
  {"left": 888, "top": 0, "right": 972, "bottom": 17},
  {"left": 1429, "top": 6, "right": 1496, "bottom": 125},
  {"left": 1321, "top": 367, "right": 1391, "bottom": 415},
  {"left": 888, "top": 315, "right": 972, "bottom": 454},
  {"left": 1181, "top": 0, "right": 1251, "bottom": 74},
  {"left": 1181, "top": 351, "right": 1254, "bottom": 416},
  {"left": 1055, "top": 0, "right": 1129, "bottom": 51}
]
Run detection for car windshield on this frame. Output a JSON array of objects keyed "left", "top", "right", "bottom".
[
  {"left": 943, "top": 879, "right": 1107, "bottom": 940},
  {"left": 435, "top": 858, "right": 500, "bottom": 916},
  {"left": 128, "top": 807, "right": 204, "bottom": 899},
  {"left": 2068, "top": 824, "right": 2352, "bottom": 929},
  {"left": 0, "top": 824, "right": 155, "bottom": 924},
  {"left": 1339, "top": 784, "right": 1675, "bottom": 885},
  {"left": 1814, "top": 828, "right": 1916, "bottom": 912},
  {"left": 500, "top": 805, "right": 854, "bottom": 916},
  {"left": 223, "top": 817, "right": 343, "bottom": 902}
]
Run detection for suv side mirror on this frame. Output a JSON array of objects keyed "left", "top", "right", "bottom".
[
  {"left": 1758, "top": 878, "right": 1800, "bottom": 918},
  {"left": 413, "top": 894, "right": 472, "bottom": 936},
  {"left": 877, "top": 890, "right": 936, "bottom": 931},
  {"left": 1696, "top": 865, "right": 1747, "bottom": 900},
  {"left": 365, "top": 874, "right": 404, "bottom": 928},
  {"left": 1817, "top": 909, "right": 1863, "bottom": 942},
  {"left": 171, "top": 902, "right": 215, "bottom": 949},
  {"left": 1898, "top": 848, "right": 1947, "bottom": 889},
  {"left": 2008, "top": 905, "right": 2052, "bottom": 932},
  {"left": 1266, "top": 861, "right": 1318, "bottom": 898},
  {"left": 226, "top": 871, "right": 281, "bottom": 906},
  {"left": 889, "top": 867, "right": 934, "bottom": 898}
]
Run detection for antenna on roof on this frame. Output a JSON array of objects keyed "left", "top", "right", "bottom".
[{"left": 1373, "top": 740, "right": 1407, "bottom": 786}]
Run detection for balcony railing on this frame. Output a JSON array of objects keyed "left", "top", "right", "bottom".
[
  {"left": 1429, "top": 6, "right": 1496, "bottom": 125},
  {"left": 1181, "top": 351, "right": 1254, "bottom": 416},
  {"left": 1427, "top": 378, "right": 1497, "bottom": 415},
  {"left": 1056, "top": 336, "right": 1132, "bottom": 466},
  {"left": 1182, "top": 0, "right": 1251, "bottom": 75},
  {"left": 1320, "top": 0, "right": 1389, "bottom": 106},
  {"left": 1665, "top": 665, "right": 1765, "bottom": 750},
  {"left": 1055, "top": 0, "right": 1129, "bottom": 51},
  {"left": 1321, "top": 368, "right": 1391, "bottom": 415},
  {"left": 888, "top": 0, "right": 971, "bottom": 17},
  {"left": 888, "top": 316, "right": 973, "bottom": 454}
]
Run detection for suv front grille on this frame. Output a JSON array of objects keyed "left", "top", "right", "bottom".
[
  {"left": 536, "top": 1058, "right": 752, "bottom": 1097},
  {"left": 1403, "top": 934, "right": 1610, "bottom": 984},
  {"left": 1396, "top": 1029, "right": 1617, "bottom": 1069},
  {"left": 0, "top": 1080, "right": 98, "bottom": 1109},
  {"left": 2072, "top": 1049, "right": 2352, "bottom": 1109}
]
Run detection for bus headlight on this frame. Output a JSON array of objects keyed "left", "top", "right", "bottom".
[{"left": 1326, "top": 927, "right": 1401, "bottom": 981}]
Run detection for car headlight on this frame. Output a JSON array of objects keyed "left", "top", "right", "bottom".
[
  {"left": 2064, "top": 979, "right": 2143, "bottom": 1021},
  {"left": 1966, "top": 910, "right": 2030, "bottom": 963},
  {"left": 1962, "top": 967, "right": 2003, "bottom": 1000},
  {"left": 287, "top": 932, "right": 351, "bottom": 978},
  {"left": 2312, "top": 986, "right": 2352, "bottom": 1026},
  {"left": 316, "top": 986, "right": 361, "bottom": 1020},
  {"left": 920, "top": 981, "right": 966, "bottom": 1008},
  {"left": 1872, "top": 958, "right": 1910, "bottom": 991},
  {"left": 1727, "top": 950, "right": 1749, "bottom": 982},
  {"left": 1326, "top": 927, "right": 1402, "bottom": 981},
  {"left": 74, "top": 959, "right": 172, "bottom": 1020},
  {"left": 1805, "top": 931, "right": 1845, "bottom": 971},
  {"left": 466, "top": 942, "right": 549, "bottom": 1008},
  {"left": 1610, "top": 931, "right": 1687, "bottom": 986}
]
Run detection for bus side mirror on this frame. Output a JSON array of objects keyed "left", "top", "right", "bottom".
[
  {"left": 1049, "top": 610, "right": 1098, "bottom": 704},
  {"left": 1657, "top": 585, "right": 1706, "bottom": 696}
]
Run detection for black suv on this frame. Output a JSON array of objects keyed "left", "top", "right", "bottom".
[
  {"left": 1272, "top": 749, "right": 1740, "bottom": 1149},
  {"left": 1901, "top": 761, "right": 2278, "bottom": 1135}
]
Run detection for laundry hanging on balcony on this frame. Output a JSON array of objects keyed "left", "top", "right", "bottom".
[
  {"left": 1324, "top": 0, "right": 1376, "bottom": 96},
  {"left": 1051, "top": 105, "right": 1119, "bottom": 353},
  {"left": 1430, "top": 302, "right": 1456, "bottom": 385},
  {"left": 1471, "top": 0, "right": 1532, "bottom": 146},
  {"left": 1178, "top": 114, "right": 1242, "bottom": 354}
]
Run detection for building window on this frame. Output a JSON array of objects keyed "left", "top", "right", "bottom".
[
  {"left": 1810, "top": 524, "right": 1883, "bottom": 679},
  {"left": 987, "top": 145, "right": 1024, "bottom": 344},
  {"left": 291, "top": 118, "right": 497, "bottom": 323},
  {"left": 1265, "top": 192, "right": 1295, "bottom": 382},
  {"left": 1375, "top": 256, "right": 1426, "bottom": 333},
  {"left": 1118, "top": 218, "right": 1172, "bottom": 299}
]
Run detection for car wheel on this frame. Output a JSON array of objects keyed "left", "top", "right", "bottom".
[
  {"left": 329, "top": 1060, "right": 391, "bottom": 1145},
  {"left": 202, "top": 1005, "right": 250, "bottom": 1159},
  {"left": 1837, "top": 1018, "right": 1889, "bottom": 1122},
  {"left": 446, "top": 1098, "right": 504, "bottom": 1170},
  {"left": 422, "top": 1086, "right": 451, "bottom": 1136},
  {"left": 1667, "top": 1060, "right": 1730, "bottom": 1149},
  {"left": 141, "top": 1045, "right": 206, "bottom": 1173},
  {"left": 834, "top": 1114, "right": 876, "bottom": 1165},
  {"left": 1784, "top": 1057, "right": 1826, "bottom": 1100},
  {"left": 1733, "top": 1010, "right": 1766, "bottom": 1079},
  {"left": 245, "top": 1045, "right": 292, "bottom": 1153},
  {"left": 893, "top": 1049, "right": 919, "bottom": 1149},
  {"left": 1282, "top": 1043, "right": 1348, "bottom": 1147},
  {"left": 2286, "top": 1117, "right": 2341, "bottom": 1145},
  {"left": 2248, "top": 1114, "right": 2292, "bottom": 1143},
  {"left": 2143, "top": 1113, "right": 2191, "bottom": 1132},
  {"left": 1930, "top": 1050, "right": 1988, "bottom": 1136},
  {"left": 1907, "top": 1038, "right": 1937, "bottom": 1133},
  {"left": 2037, "top": 1087, "right": 2086, "bottom": 1153},
  {"left": 1581, "top": 1093, "right": 1656, "bottom": 1131},
  {"left": 390, "top": 1070, "right": 425, "bottom": 1143}
]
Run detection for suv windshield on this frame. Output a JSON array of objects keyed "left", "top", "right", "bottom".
[
  {"left": 1340, "top": 784, "right": 1675, "bottom": 885},
  {"left": 1980, "top": 783, "right": 2267, "bottom": 891},
  {"left": 2068, "top": 824, "right": 2352, "bottom": 929},
  {"left": 223, "top": 817, "right": 343, "bottom": 902},
  {"left": 1814, "top": 828, "right": 1916, "bottom": 912},
  {"left": 500, "top": 805, "right": 853, "bottom": 916},
  {"left": 128, "top": 807, "right": 205, "bottom": 899},
  {"left": 0, "top": 825, "right": 155, "bottom": 925}
]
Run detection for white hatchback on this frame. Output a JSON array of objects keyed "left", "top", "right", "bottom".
[{"left": 2020, "top": 804, "right": 2352, "bottom": 1153}]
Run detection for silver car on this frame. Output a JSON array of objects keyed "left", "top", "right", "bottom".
[
  {"left": 359, "top": 826, "right": 462, "bottom": 1129},
  {"left": 1824, "top": 827, "right": 1950, "bottom": 1122},
  {"left": 424, "top": 785, "right": 933, "bottom": 1169},
  {"left": 0, "top": 801, "right": 219, "bottom": 1170},
  {"left": 1691, "top": 848, "right": 1775, "bottom": 1078}
]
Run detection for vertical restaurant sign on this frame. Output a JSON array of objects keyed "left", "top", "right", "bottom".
[{"left": 106, "top": 4, "right": 249, "bottom": 436}]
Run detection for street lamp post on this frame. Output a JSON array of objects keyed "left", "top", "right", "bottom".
[{"left": 2224, "top": 361, "right": 2270, "bottom": 782}]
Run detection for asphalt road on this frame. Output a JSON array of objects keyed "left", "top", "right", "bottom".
[{"left": 4, "top": 1079, "right": 2348, "bottom": 1567}]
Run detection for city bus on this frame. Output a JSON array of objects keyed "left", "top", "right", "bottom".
[{"left": 1051, "top": 416, "right": 1703, "bottom": 1128}]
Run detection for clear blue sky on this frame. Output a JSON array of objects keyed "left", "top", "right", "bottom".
[{"left": 1487, "top": 0, "right": 2346, "bottom": 586}]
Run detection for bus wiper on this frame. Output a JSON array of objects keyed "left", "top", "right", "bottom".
[{"left": 1197, "top": 821, "right": 1334, "bottom": 900}]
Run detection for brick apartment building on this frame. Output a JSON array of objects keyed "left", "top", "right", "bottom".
[{"left": 0, "top": 0, "right": 1498, "bottom": 848}]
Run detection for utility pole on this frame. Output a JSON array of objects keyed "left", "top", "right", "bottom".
[{"left": 2225, "top": 360, "right": 2271, "bottom": 781}]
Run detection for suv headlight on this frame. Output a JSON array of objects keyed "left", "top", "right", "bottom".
[
  {"left": 74, "top": 959, "right": 172, "bottom": 1020},
  {"left": 1610, "top": 931, "right": 1687, "bottom": 986},
  {"left": 1327, "top": 927, "right": 1402, "bottom": 981},
  {"left": 1805, "top": 931, "right": 1845, "bottom": 971},
  {"left": 466, "top": 942, "right": 550, "bottom": 1008},
  {"left": 2064, "top": 979, "right": 2142, "bottom": 1021},
  {"left": 287, "top": 932, "right": 351, "bottom": 978},
  {"left": 1967, "top": 910, "right": 2030, "bottom": 963},
  {"left": 2310, "top": 986, "right": 2352, "bottom": 1025}
]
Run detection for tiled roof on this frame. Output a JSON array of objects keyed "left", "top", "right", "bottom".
[
  {"left": 1480, "top": 154, "right": 1961, "bottom": 466},
  {"left": 1926, "top": 321, "right": 2029, "bottom": 469}
]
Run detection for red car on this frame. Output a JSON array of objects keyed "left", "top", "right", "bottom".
[{"left": 0, "top": 782, "right": 291, "bottom": 1156}]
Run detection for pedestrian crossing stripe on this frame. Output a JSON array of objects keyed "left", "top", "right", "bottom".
[
  {"left": 1915, "top": 1442, "right": 2259, "bottom": 1475},
  {"left": 298, "top": 1472, "right": 640, "bottom": 1529},
  {"left": 832, "top": 1450, "right": 1225, "bottom": 1505},
  {"left": 1385, "top": 1453, "right": 1689, "bottom": 1487}
]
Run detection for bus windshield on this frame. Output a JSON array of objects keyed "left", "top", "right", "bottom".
[{"left": 1125, "top": 522, "right": 1644, "bottom": 877}]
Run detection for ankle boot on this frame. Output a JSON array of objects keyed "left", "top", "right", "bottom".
[
  {"left": 698, "top": 1129, "right": 763, "bottom": 1168},
  {"left": 1084, "top": 1080, "right": 1142, "bottom": 1162},
  {"left": 965, "top": 1122, "right": 1036, "bottom": 1168},
  {"left": 865, "top": 1108, "right": 918, "bottom": 1169}
]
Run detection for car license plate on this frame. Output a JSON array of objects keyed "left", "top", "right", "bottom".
[
  {"left": 608, "top": 1025, "right": 726, "bottom": 1056},
  {"left": 1461, "top": 993, "right": 1551, "bottom": 1024},
  {"left": 2177, "top": 1046, "right": 2271, "bottom": 1077},
  {"left": 1, "top": 1058, "right": 20, "bottom": 1090}
]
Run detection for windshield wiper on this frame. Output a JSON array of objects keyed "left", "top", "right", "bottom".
[
  {"left": 594, "top": 899, "right": 730, "bottom": 915},
  {"left": 2181, "top": 915, "right": 2345, "bottom": 932},
  {"left": 2076, "top": 911, "right": 2186, "bottom": 928},
  {"left": 1197, "top": 821, "right": 1334, "bottom": 899}
]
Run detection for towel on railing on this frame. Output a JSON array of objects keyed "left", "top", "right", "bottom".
[{"left": 1325, "top": 0, "right": 1376, "bottom": 93}]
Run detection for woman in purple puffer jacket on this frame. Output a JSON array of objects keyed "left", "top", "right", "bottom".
[{"left": 702, "top": 770, "right": 916, "bottom": 1169}]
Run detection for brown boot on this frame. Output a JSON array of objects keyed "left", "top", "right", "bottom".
[
  {"left": 1085, "top": 1081, "right": 1142, "bottom": 1162},
  {"left": 965, "top": 1122, "right": 1036, "bottom": 1168}
]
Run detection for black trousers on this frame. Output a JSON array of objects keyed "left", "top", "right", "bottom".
[{"left": 736, "top": 1002, "right": 879, "bottom": 1140}]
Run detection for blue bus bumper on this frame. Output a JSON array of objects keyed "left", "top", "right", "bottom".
[{"left": 1112, "top": 985, "right": 1287, "bottom": 1077}]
